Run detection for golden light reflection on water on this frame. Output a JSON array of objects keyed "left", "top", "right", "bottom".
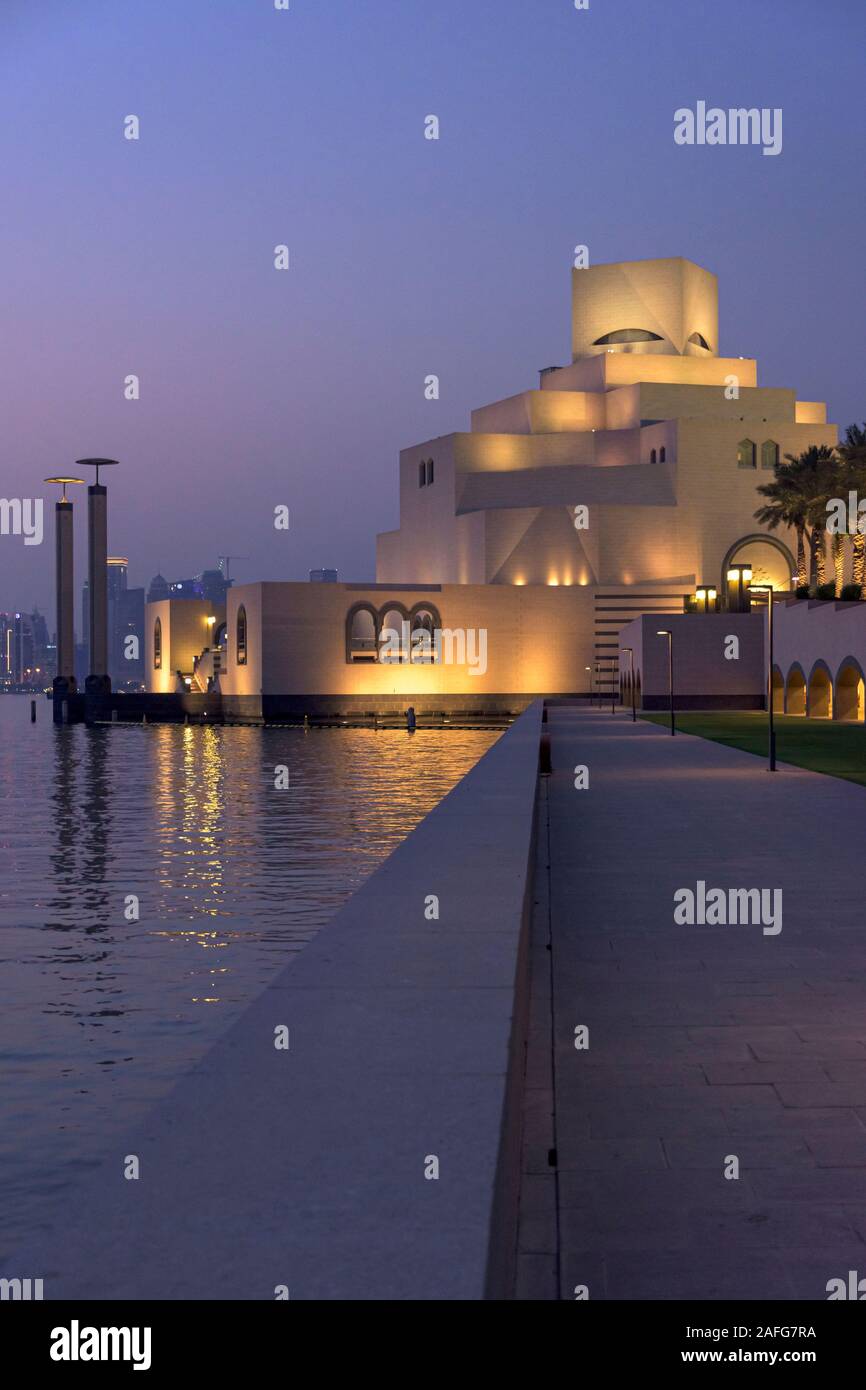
[{"left": 0, "top": 699, "right": 499, "bottom": 1250}]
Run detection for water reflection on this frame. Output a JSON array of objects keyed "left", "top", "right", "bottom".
[
  {"left": 0, "top": 699, "right": 499, "bottom": 1251},
  {"left": 80, "top": 727, "right": 112, "bottom": 923},
  {"left": 47, "top": 726, "right": 78, "bottom": 916}
]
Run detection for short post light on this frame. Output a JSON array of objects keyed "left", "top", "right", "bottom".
[
  {"left": 657, "top": 629, "right": 675, "bottom": 735},
  {"left": 726, "top": 564, "right": 753, "bottom": 614},
  {"left": 622, "top": 646, "right": 636, "bottom": 722},
  {"left": 695, "top": 585, "right": 719, "bottom": 614}
]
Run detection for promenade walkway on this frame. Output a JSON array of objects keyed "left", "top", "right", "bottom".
[{"left": 518, "top": 706, "right": 866, "bottom": 1301}]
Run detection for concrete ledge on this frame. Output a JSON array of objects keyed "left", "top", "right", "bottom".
[
  {"left": 55, "top": 691, "right": 224, "bottom": 725},
  {"left": 248, "top": 693, "right": 536, "bottom": 721},
  {"left": 641, "top": 694, "right": 764, "bottom": 711},
  {"left": 7, "top": 701, "right": 543, "bottom": 1300}
]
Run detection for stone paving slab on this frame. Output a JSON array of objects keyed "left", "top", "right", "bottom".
[{"left": 545, "top": 707, "right": 866, "bottom": 1301}]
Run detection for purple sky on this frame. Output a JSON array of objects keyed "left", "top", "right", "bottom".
[{"left": 1, "top": 0, "right": 863, "bottom": 616}]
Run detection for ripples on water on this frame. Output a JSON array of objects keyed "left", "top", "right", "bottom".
[{"left": 0, "top": 697, "right": 499, "bottom": 1253}]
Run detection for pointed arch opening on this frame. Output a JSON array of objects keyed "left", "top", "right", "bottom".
[
  {"left": 807, "top": 661, "right": 833, "bottom": 719},
  {"left": 785, "top": 664, "right": 806, "bottom": 716},
  {"left": 835, "top": 659, "right": 865, "bottom": 722}
]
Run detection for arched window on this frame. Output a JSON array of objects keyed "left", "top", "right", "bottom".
[
  {"left": 659, "top": 446, "right": 666, "bottom": 463},
  {"left": 410, "top": 607, "right": 438, "bottom": 635},
  {"left": 687, "top": 332, "right": 712, "bottom": 351},
  {"left": 410, "top": 605, "right": 441, "bottom": 663},
  {"left": 379, "top": 606, "right": 406, "bottom": 664},
  {"left": 650, "top": 448, "right": 657, "bottom": 464},
  {"left": 153, "top": 617, "right": 162, "bottom": 670},
  {"left": 592, "top": 329, "right": 663, "bottom": 345},
  {"left": 346, "top": 605, "right": 378, "bottom": 662},
  {"left": 761, "top": 440, "right": 779, "bottom": 470},
  {"left": 737, "top": 439, "right": 756, "bottom": 469},
  {"left": 418, "top": 462, "right": 426, "bottom": 488},
  {"left": 236, "top": 605, "right": 247, "bottom": 665},
  {"left": 426, "top": 458, "right": 434, "bottom": 485}
]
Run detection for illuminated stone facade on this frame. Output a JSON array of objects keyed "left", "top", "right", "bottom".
[{"left": 152, "top": 258, "right": 838, "bottom": 709}]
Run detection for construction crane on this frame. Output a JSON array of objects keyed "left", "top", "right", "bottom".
[{"left": 217, "top": 555, "right": 249, "bottom": 582}]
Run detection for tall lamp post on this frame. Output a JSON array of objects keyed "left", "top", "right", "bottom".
[
  {"left": 77, "top": 458, "right": 119, "bottom": 695},
  {"left": 44, "top": 476, "right": 84, "bottom": 705},
  {"left": 585, "top": 665, "right": 592, "bottom": 707},
  {"left": 610, "top": 658, "right": 617, "bottom": 715},
  {"left": 749, "top": 583, "right": 776, "bottom": 772},
  {"left": 657, "top": 629, "right": 675, "bottom": 735},
  {"left": 622, "top": 646, "right": 636, "bottom": 722}
]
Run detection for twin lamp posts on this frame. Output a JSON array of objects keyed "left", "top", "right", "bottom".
[
  {"left": 43, "top": 459, "right": 119, "bottom": 710},
  {"left": 653, "top": 566, "right": 777, "bottom": 771}
]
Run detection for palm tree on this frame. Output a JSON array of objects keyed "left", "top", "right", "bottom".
[
  {"left": 838, "top": 424, "right": 866, "bottom": 591},
  {"left": 755, "top": 466, "right": 808, "bottom": 585},
  {"left": 832, "top": 528, "right": 845, "bottom": 594},
  {"left": 812, "top": 449, "right": 847, "bottom": 594},
  {"left": 755, "top": 445, "right": 838, "bottom": 589}
]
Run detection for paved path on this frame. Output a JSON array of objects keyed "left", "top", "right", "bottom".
[{"left": 518, "top": 706, "right": 866, "bottom": 1301}]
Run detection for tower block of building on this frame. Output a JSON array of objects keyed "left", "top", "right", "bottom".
[{"left": 375, "top": 256, "right": 834, "bottom": 690}]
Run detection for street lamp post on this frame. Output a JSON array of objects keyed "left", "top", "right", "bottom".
[
  {"left": 657, "top": 629, "right": 674, "bottom": 735},
  {"left": 44, "top": 476, "right": 84, "bottom": 703},
  {"left": 749, "top": 584, "right": 776, "bottom": 772},
  {"left": 622, "top": 646, "right": 636, "bottom": 722},
  {"left": 77, "top": 458, "right": 119, "bottom": 695}
]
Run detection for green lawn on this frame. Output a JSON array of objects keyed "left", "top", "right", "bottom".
[{"left": 640, "top": 710, "right": 866, "bottom": 787}]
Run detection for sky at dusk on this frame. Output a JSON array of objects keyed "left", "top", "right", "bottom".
[{"left": 0, "top": 0, "right": 863, "bottom": 616}]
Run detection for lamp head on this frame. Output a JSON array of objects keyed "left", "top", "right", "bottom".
[
  {"left": 44, "top": 476, "right": 85, "bottom": 502},
  {"left": 76, "top": 458, "right": 120, "bottom": 487}
]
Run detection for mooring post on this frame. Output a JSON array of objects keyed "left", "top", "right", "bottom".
[{"left": 31, "top": 699, "right": 36, "bottom": 723}]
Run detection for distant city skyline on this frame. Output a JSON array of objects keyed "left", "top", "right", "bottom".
[{"left": 1, "top": 0, "right": 863, "bottom": 614}]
